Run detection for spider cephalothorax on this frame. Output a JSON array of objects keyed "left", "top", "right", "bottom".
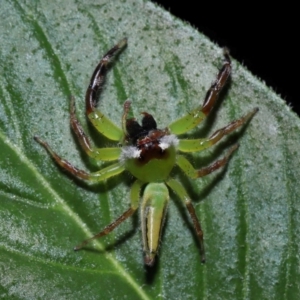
[
  {"left": 121, "top": 110, "right": 178, "bottom": 184},
  {"left": 35, "top": 38, "right": 258, "bottom": 266}
]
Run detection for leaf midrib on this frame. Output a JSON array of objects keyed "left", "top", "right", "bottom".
[{"left": 0, "top": 87, "right": 150, "bottom": 300}]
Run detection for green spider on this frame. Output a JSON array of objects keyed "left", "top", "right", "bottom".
[{"left": 34, "top": 38, "right": 258, "bottom": 266}]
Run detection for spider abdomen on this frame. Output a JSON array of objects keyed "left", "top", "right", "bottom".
[{"left": 141, "top": 182, "right": 169, "bottom": 266}]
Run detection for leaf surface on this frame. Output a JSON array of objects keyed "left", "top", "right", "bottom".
[{"left": 1, "top": 1, "right": 300, "bottom": 299}]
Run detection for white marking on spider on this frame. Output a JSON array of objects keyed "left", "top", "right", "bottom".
[
  {"left": 159, "top": 135, "right": 179, "bottom": 150},
  {"left": 120, "top": 146, "right": 141, "bottom": 162}
]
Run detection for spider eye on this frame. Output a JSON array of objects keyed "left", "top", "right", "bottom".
[
  {"left": 141, "top": 112, "right": 157, "bottom": 131},
  {"left": 126, "top": 118, "right": 144, "bottom": 139},
  {"left": 126, "top": 113, "right": 158, "bottom": 144}
]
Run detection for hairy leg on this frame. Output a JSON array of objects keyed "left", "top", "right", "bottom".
[
  {"left": 166, "top": 178, "right": 205, "bottom": 263},
  {"left": 178, "top": 108, "right": 258, "bottom": 152},
  {"left": 34, "top": 136, "right": 124, "bottom": 181},
  {"left": 176, "top": 144, "right": 239, "bottom": 179},
  {"left": 169, "top": 49, "right": 232, "bottom": 135},
  {"left": 86, "top": 39, "right": 127, "bottom": 141},
  {"left": 74, "top": 179, "right": 143, "bottom": 250}
]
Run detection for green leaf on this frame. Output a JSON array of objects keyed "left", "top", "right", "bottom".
[{"left": 1, "top": 1, "right": 300, "bottom": 299}]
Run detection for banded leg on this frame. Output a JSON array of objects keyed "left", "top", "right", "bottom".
[
  {"left": 70, "top": 96, "right": 122, "bottom": 161},
  {"left": 178, "top": 108, "right": 258, "bottom": 153},
  {"left": 177, "top": 144, "right": 239, "bottom": 179},
  {"left": 86, "top": 39, "right": 127, "bottom": 141},
  {"left": 169, "top": 49, "right": 231, "bottom": 135},
  {"left": 86, "top": 38, "right": 127, "bottom": 114},
  {"left": 74, "top": 179, "right": 144, "bottom": 251},
  {"left": 166, "top": 178, "right": 205, "bottom": 263},
  {"left": 34, "top": 136, "right": 125, "bottom": 182}
]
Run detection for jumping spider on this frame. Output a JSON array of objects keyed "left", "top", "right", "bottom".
[{"left": 34, "top": 38, "right": 258, "bottom": 266}]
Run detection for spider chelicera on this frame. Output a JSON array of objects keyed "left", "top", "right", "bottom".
[{"left": 34, "top": 38, "right": 258, "bottom": 266}]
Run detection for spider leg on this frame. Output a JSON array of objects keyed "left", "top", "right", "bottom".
[
  {"left": 122, "top": 99, "right": 132, "bottom": 135},
  {"left": 176, "top": 144, "right": 239, "bottom": 179},
  {"left": 178, "top": 108, "right": 258, "bottom": 153},
  {"left": 34, "top": 136, "right": 124, "bottom": 181},
  {"left": 74, "top": 179, "right": 143, "bottom": 251},
  {"left": 166, "top": 178, "right": 205, "bottom": 263},
  {"left": 70, "top": 96, "right": 121, "bottom": 161},
  {"left": 168, "top": 49, "right": 231, "bottom": 135},
  {"left": 86, "top": 38, "right": 127, "bottom": 141}
]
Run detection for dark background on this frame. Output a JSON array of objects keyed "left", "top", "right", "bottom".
[{"left": 152, "top": 1, "right": 299, "bottom": 117}]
